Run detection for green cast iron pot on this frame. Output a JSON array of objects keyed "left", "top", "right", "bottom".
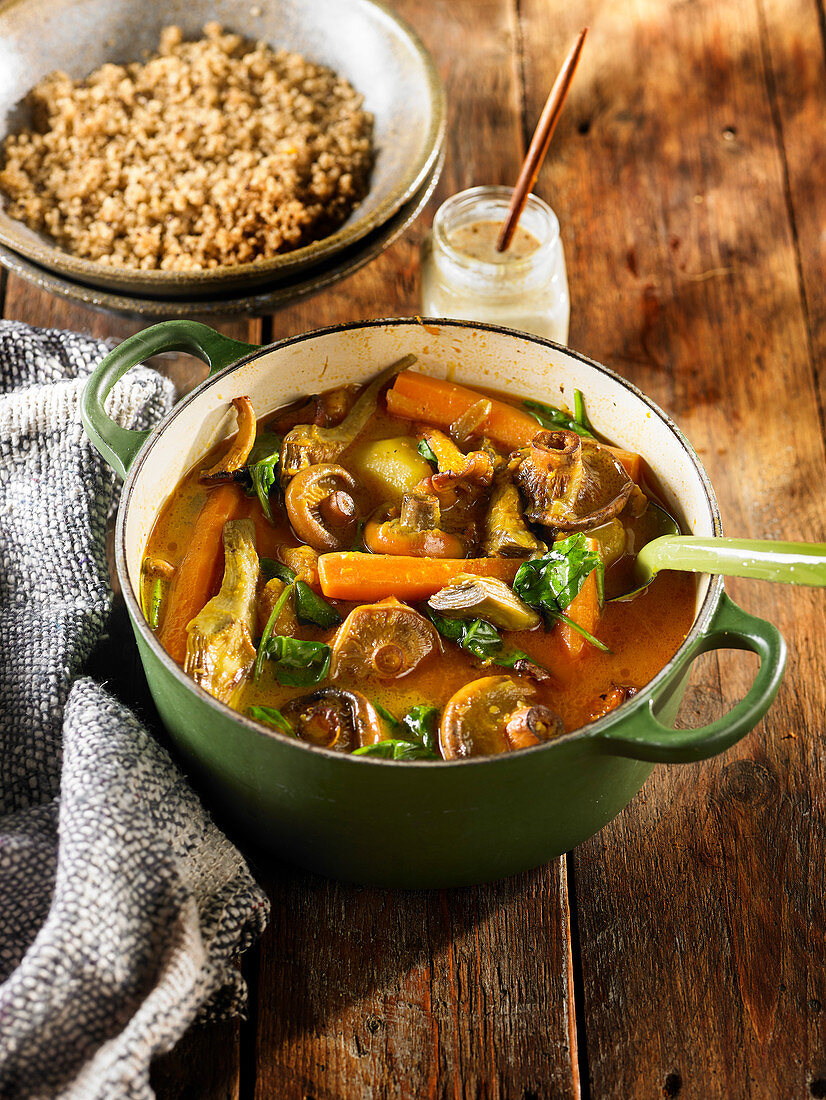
[{"left": 81, "top": 318, "right": 786, "bottom": 888}]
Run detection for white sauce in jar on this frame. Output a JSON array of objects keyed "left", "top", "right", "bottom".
[
  {"left": 420, "top": 186, "right": 570, "bottom": 344},
  {"left": 448, "top": 220, "right": 540, "bottom": 262}
]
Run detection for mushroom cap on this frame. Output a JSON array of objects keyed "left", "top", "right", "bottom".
[
  {"left": 284, "top": 463, "right": 358, "bottom": 552},
  {"left": 331, "top": 597, "right": 440, "bottom": 679},
  {"left": 514, "top": 432, "right": 633, "bottom": 531},
  {"left": 440, "top": 676, "right": 562, "bottom": 759},
  {"left": 282, "top": 688, "right": 383, "bottom": 752},
  {"left": 567, "top": 441, "right": 634, "bottom": 531}
]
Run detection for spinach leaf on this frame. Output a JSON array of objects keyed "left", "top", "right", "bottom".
[
  {"left": 260, "top": 557, "right": 294, "bottom": 584},
  {"left": 353, "top": 739, "right": 439, "bottom": 761},
  {"left": 294, "top": 582, "right": 342, "bottom": 628},
  {"left": 402, "top": 704, "right": 440, "bottom": 755},
  {"left": 248, "top": 706, "right": 293, "bottom": 735},
  {"left": 373, "top": 702, "right": 441, "bottom": 754},
  {"left": 246, "top": 432, "right": 282, "bottom": 523},
  {"left": 417, "top": 438, "right": 438, "bottom": 464},
  {"left": 514, "top": 534, "right": 610, "bottom": 652},
  {"left": 523, "top": 390, "right": 595, "bottom": 439},
  {"left": 259, "top": 558, "right": 342, "bottom": 628},
  {"left": 574, "top": 389, "right": 595, "bottom": 437},
  {"left": 374, "top": 701, "right": 406, "bottom": 738},
  {"left": 253, "top": 581, "right": 294, "bottom": 682},
  {"left": 262, "top": 635, "right": 331, "bottom": 687},
  {"left": 426, "top": 609, "right": 534, "bottom": 670}
]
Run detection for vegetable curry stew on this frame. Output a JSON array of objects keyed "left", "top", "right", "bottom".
[{"left": 141, "top": 359, "right": 696, "bottom": 761}]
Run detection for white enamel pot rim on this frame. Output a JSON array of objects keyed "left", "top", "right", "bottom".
[{"left": 112, "top": 317, "right": 728, "bottom": 767}]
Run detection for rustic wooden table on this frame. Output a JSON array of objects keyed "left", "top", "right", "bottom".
[{"left": 4, "top": 0, "right": 824, "bottom": 1095}]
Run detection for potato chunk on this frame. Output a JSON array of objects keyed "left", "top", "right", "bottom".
[{"left": 347, "top": 437, "right": 432, "bottom": 504}]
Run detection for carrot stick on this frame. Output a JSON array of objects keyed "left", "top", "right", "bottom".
[
  {"left": 557, "top": 539, "right": 601, "bottom": 659},
  {"left": 386, "top": 372, "right": 645, "bottom": 484},
  {"left": 386, "top": 371, "right": 540, "bottom": 452},
  {"left": 318, "top": 553, "right": 522, "bottom": 602},
  {"left": 604, "top": 444, "right": 642, "bottom": 484},
  {"left": 156, "top": 483, "right": 246, "bottom": 664}
]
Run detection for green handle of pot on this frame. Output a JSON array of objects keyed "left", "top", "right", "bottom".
[
  {"left": 81, "top": 320, "right": 260, "bottom": 479},
  {"left": 600, "top": 593, "right": 786, "bottom": 763},
  {"left": 639, "top": 534, "right": 826, "bottom": 586}
]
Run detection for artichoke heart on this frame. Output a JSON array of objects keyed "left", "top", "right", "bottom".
[
  {"left": 483, "top": 477, "right": 545, "bottom": 557},
  {"left": 185, "top": 518, "right": 259, "bottom": 703},
  {"left": 428, "top": 575, "right": 541, "bottom": 631}
]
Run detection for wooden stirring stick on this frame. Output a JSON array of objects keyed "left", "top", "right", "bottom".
[{"left": 496, "top": 28, "right": 588, "bottom": 252}]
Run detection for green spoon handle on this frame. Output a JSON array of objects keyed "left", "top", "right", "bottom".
[{"left": 639, "top": 535, "right": 826, "bottom": 586}]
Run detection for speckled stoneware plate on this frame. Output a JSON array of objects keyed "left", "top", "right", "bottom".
[
  {"left": 0, "top": 146, "right": 443, "bottom": 318},
  {"left": 0, "top": 0, "right": 445, "bottom": 297}
]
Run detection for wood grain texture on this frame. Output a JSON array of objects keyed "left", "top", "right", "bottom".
[
  {"left": 3, "top": 0, "right": 824, "bottom": 1096},
  {"left": 518, "top": 0, "right": 826, "bottom": 1095},
  {"left": 252, "top": 862, "right": 577, "bottom": 1100}
]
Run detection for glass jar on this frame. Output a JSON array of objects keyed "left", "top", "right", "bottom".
[{"left": 420, "top": 185, "right": 570, "bottom": 344}]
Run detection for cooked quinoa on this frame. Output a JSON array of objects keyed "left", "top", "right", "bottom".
[{"left": 0, "top": 23, "right": 374, "bottom": 271}]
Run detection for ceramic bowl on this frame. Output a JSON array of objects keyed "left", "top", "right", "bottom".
[
  {"left": 81, "top": 319, "right": 786, "bottom": 887},
  {"left": 0, "top": 0, "right": 445, "bottom": 296}
]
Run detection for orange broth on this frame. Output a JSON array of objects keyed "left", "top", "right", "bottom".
[{"left": 142, "top": 386, "right": 697, "bottom": 739}]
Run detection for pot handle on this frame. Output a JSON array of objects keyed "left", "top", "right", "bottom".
[
  {"left": 598, "top": 593, "right": 786, "bottom": 763},
  {"left": 81, "top": 320, "right": 260, "bottom": 479}
]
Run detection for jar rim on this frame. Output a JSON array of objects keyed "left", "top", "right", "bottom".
[{"left": 431, "top": 185, "right": 561, "bottom": 274}]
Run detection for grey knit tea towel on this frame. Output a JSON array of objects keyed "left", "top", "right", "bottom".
[{"left": 0, "top": 321, "right": 269, "bottom": 1100}]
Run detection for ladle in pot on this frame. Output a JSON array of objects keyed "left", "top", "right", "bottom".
[{"left": 616, "top": 502, "right": 826, "bottom": 600}]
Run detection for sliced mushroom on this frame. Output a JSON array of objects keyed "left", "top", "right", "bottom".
[
  {"left": 285, "top": 464, "right": 359, "bottom": 552},
  {"left": 400, "top": 492, "right": 441, "bottom": 531},
  {"left": 483, "top": 476, "right": 546, "bottom": 557},
  {"left": 280, "top": 355, "right": 416, "bottom": 483},
  {"left": 417, "top": 428, "right": 495, "bottom": 500},
  {"left": 440, "top": 675, "right": 562, "bottom": 759},
  {"left": 201, "top": 397, "right": 257, "bottom": 481},
  {"left": 281, "top": 688, "right": 383, "bottom": 752},
  {"left": 428, "top": 575, "right": 540, "bottom": 631},
  {"left": 331, "top": 597, "right": 440, "bottom": 679},
  {"left": 184, "top": 519, "right": 259, "bottom": 703},
  {"left": 363, "top": 494, "right": 467, "bottom": 558},
  {"left": 504, "top": 704, "right": 565, "bottom": 749},
  {"left": 312, "top": 385, "right": 359, "bottom": 427},
  {"left": 513, "top": 430, "right": 633, "bottom": 531}
]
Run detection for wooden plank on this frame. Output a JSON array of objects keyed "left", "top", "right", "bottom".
[
  {"left": 253, "top": 864, "right": 577, "bottom": 1100},
  {"left": 518, "top": 0, "right": 826, "bottom": 1095},
  {"left": 251, "top": 2, "right": 579, "bottom": 1097},
  {"left": 757, "top": 0, "right": 826, "bottom": 421},
  {"left": 750, "top": 2, "right": 826, "bottom": 1093}
]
